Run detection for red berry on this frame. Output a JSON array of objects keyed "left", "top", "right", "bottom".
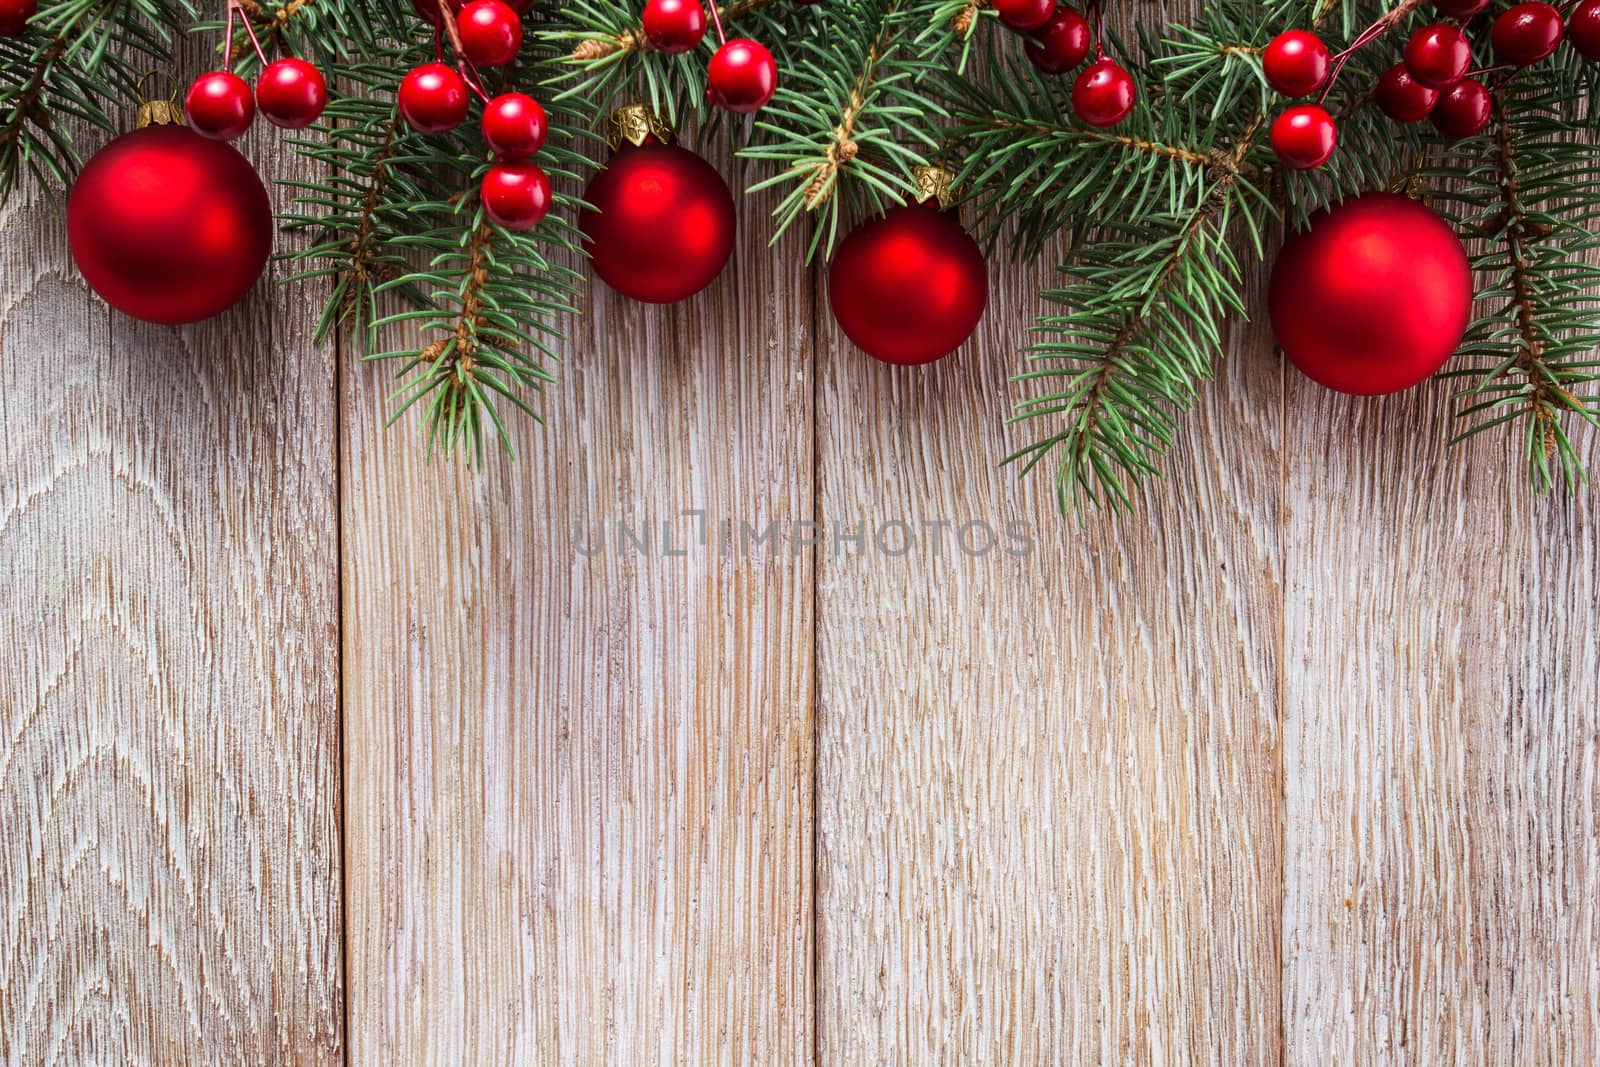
[
  {"left": 1432, "top": 0, "right": 1489, "bottom": 16},
  {"left": 1025, "top": 7, "right": 1090, "bottom": 74},
  {"left": 1431, "top": 78, "right": 1491, "bottom": 139},
  {"left": 1375, "top": 63, "right": 1439, "bottom": 122},
  {"left": 399, "top": 63, "right": 470, "bottom": 134},
  {"left": 995, "top": 0, "right": 1055, "bottom": 32},
  {"left": 1263, "top": 30, "right": 1329, "bottom": 97},
  {"left": 1072, "top": 58, "right": 1136, "bottom": 128},
  {"left": 1492, "top": 2, "right": 1564, "bottom": 66},
  {"left": 1405, "top": 24, "right": 1472, "bottom": 89},
  {"left": 1572, "top": 0, "right": 1600, "bottom": 60},
  {"left": 410, "top": 0, "right": 461, "bottom": 27},
  {"left": 707, "top": 38, "right": 777, "bottom": 113},
  {"left": 1270, "top": 104, "right": 1337, "bottom": 169},
  {"left": 482, "top": 161, "right": 551, "bottom": 231},
  {"left": 255, "top": 57, "right": 327, "bottom": 130},
  {"left": 0, "top": 0, "right": 37, "bottom": 36},
  {"left": 482, "top": 92, "right": 547, "bottom": 160},
  {"left": 641, "top": 0, "right": 706, "bottom": 54},
  {"left": 186, "top": 71, "right": 255, "bottom": 141},
  {"left": 458, "top": 0, "right": 522, "bottom": 66}
]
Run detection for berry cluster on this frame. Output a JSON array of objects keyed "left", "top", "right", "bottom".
[
  {"left": 0, "top": 0, "right": 37, "bottom": 37},
  {"left": 640, "top": 0, "right": 779, "bottom": 113},
  {"left": 398, "top": 0, "right": 552, "bottom": 230},
  {"left": 1267, "top": 0, "right": 1600, "bottom": 170},
  {"left": 997, "top": 0, "right": 1135, "bottom": 127},
  {"left": 184, "top": 2, "right": 328, "bottom": 140}
]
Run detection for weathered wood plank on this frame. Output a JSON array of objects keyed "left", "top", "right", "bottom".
[
  {"left": 0, "top": 131, "right": 342, "bottom": 1064},
  {"left": 1280, "top": 376, "right": 1600, "bottom": 1063},
  {"left": 340, "top": 173, "right": 815, "bottom": 1063},
  {"left": 813, "top": 253, "right": 1286, "bottom": 1062}
]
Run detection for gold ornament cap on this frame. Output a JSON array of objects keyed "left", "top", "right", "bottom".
[
  {"left": 134, "top": 71, "right": 183, "bottom": 129},
  {"left": 913, "top": 165, "right": 958, "bottom": 210},
  {"left": 607, "top": 104, "right": 674, "bottom": 150}
]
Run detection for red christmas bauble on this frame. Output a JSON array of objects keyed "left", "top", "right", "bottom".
[
  {"left": 1492, "top": 2, "right": 1564, "bottom": 66},
  {"left": 257, "top": 57, "right": 327, "bottom": 129},
  {"left": 1072, "top": 58, "right": 1136, "bottom": 127},
  {"left": 482, "top": 161, "right": 550, "bottom": 230},
  {"left": 707, "top": 38, "right": 778, "bottom": 113},
  {"left": 1269, "top": 192, "right": 1470, "bottom": 396},
  {"left": 579, "top": 141, "right": 736, "bottom": 303},
  {"left": 482, "top": 92, "right": 547, "bottom": 159},
  {"left": 186, "top": 70, "right": 255, "bottom": 141},
  {"left": 399, "top": 62, "right": 470, "bottom": 133},
  {"left": 641, "top": 0, "right": 706, "bottom": 54},
  {"left": 1573, "top": 0, "right": 1600, "bottom": 60},
  {"left": 1375, "top": 63, "right": 1438, "bottom": 122},
  {"left": 68, "top": 125, "right": 272, "bottom": 324},
  {"left": 1025, "top": 8, "right": 1090, "bottom": 74},
  {"left": 458, "top": 0, "right": 523, "bottom": 67},
  {"left": 1271, "top": 104, "right": 1337, "bottom": 169},
  {"left": 1263, "top": 30, "right": 1329, "bottom": 97},
  {"left": 827, "top": 202, "right": 987, "bottom": 366},
  {"left": 1, "top": 0, "right": 38, "bottom": 36}
]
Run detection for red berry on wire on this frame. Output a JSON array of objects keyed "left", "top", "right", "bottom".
[
  {"left": 1491, "top": 3, "right": 1564, "bottom": 66},
  {"left": 1572, "top": 0, "right": 1600, "bottom": 60},
  {"left": 707, "top": 38, "right": 778, "bottom": 113},
  {"left": 1271, "top": 104, "right": 1337, "bottom": 169},
  {"left": 1431, "top": 78, "right": 1491, "bottom": 139},
  {"left": 1025, "top": 7, "right": 1090, "bottom": 74},
  {"left": 0, "top": 0, "right": 37, "bottom": 36},
  {"left": 1072, "top": 58, "right": 1136, "bottom": 128},
  {"left": 399, "top": 62, "right": 470, "bottom": 133},
  {"left": 995, "top": 0, "right": 1055, "bottom": 33},
  {"left": 411, "top": 0, "right": 462, "bottom": 27},
  {"left": 1263, "top": 30, "right": 1330, "bottom": 97},
  {"left": 482, "top": 161, "right": 551, "bottom": 231},
  {"left": 482, "top": 92, "right": 548, "bottom": 160},
  {"left": 458, "top": 0, "right": 523, "bottom": 67},
  {"left": 1375, "top": 63, "right": 1439, "bottom": 122},
  {"left": 1432, "top": 0, "right": 1489, "bottom": 16},
  {"left": 256, "top": 57, "right": 327, "bottom": 129},
  {"left": 186, "top": 71, "right": 256, "bottom": 141},
  {"left": 641, "top": 0, "right": 706, "bottom": 54},
  {"left": 1405, "top": 24, "right": 1472, "bottom": 89}
]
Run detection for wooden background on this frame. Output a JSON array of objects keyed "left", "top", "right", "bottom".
[{"left": 2, "top": 110, "right": 1599, "bottom": 1066}]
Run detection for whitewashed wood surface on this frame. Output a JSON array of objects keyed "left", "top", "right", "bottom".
[{"left": 3, "top": 121, "right": 1598, "bottom": 1067}]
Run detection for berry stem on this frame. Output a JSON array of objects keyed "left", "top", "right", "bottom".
[
  {"left": 1317, "top": 0, "right": 1428, "bottom": 105},
  {"left": 705, "top": 0, "right": 728, "bottom": 46},
  {"left": 226, "top": 0, "right": 269, "bottom": 66}
]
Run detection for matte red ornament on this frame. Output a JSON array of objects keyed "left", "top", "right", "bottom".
[
  {"left": 1072, "top": 57, "right": 1136, "bottom": 127},
  {"left": 458, "top": 0, "right": 523, "bottom": 67},
  {"left": 1375, "top": 63, "right": 1438, "bottom": 122},
  {"left": 1572, "top": 0, "right": 1600, "bottom": 60},
  {"left": 67, "top": 125, "right": 272, "bottom": 324},
  {"left": 1263, "top": 30, "right": 1329, "bottom": 97},
  {"left": 1269, "top": 192, "right": 1470, "bottom": 396},
  {"left": 185, "top": 71, "right": 255, "bottom": 141},
  {"left": 828, "top": 202, "right": 988, "bottom": 366},
  {"left": 1492, "top": 2, "right": 1564, "bottom": 66},
  {"left": 411, "top": 0, "right": 461, "bottom": 26},
  {"left": 0, "top": 0, "right": 37, "bottom": 36},
  {"left": 256, "top": 57, "right": 327, "bottom": 129},
  {"left": 1271, "top": 104, "right": 1337, "bottom": 169},
  {"left": 1431, "top": 78, "right": 1491, "bottom": 139},
  {"left": 399, "top": 62, "right": 470, "bottom": 133},
  {"left": 641, "top": 0, "right": 706, "bottom": 54},
  {"left": 707, "top": 38, "right": 777, "bottom": 113},
  {"left": 482, "top": 161, "right": 551, "bottom": 231},
  {"left": 482, "top": 92, "right": 547, "bottom": 159},
  {"left": 1025, "top": 7, "right": 1090, "bottom": 74},
  {"left": 1404, "top": 24, "right": 1471, "bottom": 88},
  {"left": 580, "top": 141, "right": 736, "bottom": 303},
  {"left": 996, "top": 0, "right": 1055, "bottom": 32}
]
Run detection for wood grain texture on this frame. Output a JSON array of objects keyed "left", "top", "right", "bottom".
[
  {"left": 813, "top": 249, "right": 1286, "bottom": 1064},
  {"left": 0, "top": 130, "right": 342, "bottom": 1064},
  {"left": 340, "top": 170, "right": 815, "bottom": 1063},
  {"left": 1280, "top": 371, "right": 1600, "bottom": 1063}
]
